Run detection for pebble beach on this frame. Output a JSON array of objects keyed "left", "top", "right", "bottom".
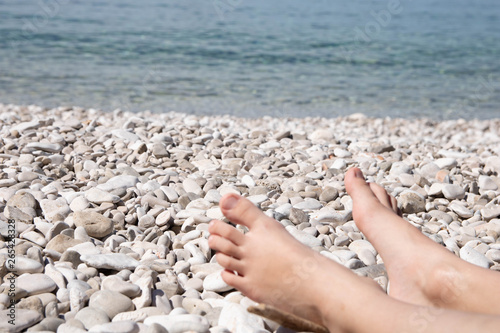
[{"left": 0, "top": 103, "right": 500, "bottom": 333}]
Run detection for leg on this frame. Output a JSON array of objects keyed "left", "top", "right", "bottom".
[
  {"left": 209, "top": 193, "right": 500, "bottom": 332},
  {"left": 345, "top": 167, "right": 500, "bottom": 314},
  {"left": 208, "top": 192, "right": 384, "bottom": 329}
]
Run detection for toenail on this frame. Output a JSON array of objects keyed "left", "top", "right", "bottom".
[
  {"left": 353, "top": 168, "right": 363, "bottom": 178},
  {"left": 221, "top": 195, "right": 239, "bottom": 210}
]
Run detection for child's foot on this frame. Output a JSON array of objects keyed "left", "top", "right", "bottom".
[
  {"left": 209, "top": 167, "right": 500, "bottom": 330},
  {"left": 208, "top": 192, "right": 385, "bottom": 330},
  {"left": 344, "top": 167, "right": 500, "bottom": 314}
]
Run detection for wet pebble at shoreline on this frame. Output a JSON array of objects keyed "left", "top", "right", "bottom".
[{"left": 0, "top": 103, "right": 500, "bottom": 332}]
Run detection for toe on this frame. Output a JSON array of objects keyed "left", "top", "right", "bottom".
[
  {"left": 216, "top": 253, "right": 245, "bottom": 275},
  {"left": 219, "top": 193, "right": 270, "bottom": 230},
  {"left": 369, "top": 183, "right": 393, "bottom": 210},
  {"left": 368, "top": 182, "right": 402, "bottom": 216},
  {"left": 390, "top": 196, "right": 403, "bottom": 216},
  {"left": 209, "top": 234, "right": 242, "bottom": 259},
  {"left": 221, "top": 269, "right": 246, "bottom": 290},
  {"left": 345, "top": 167, "right": 400, "bottom": 229},
  {"left": 209, "top": 219, "right": 245, "bottom": 245},
  {"left": 345, "top": 168, "right": 383, "bottom": 211}
]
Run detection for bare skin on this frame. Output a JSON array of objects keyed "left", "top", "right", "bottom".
[
  {"left": 344, "top": 168, "right": 500, "bottom": 314},
  {"left": 208, "top": 167, "right": 500, "bottom": 332}
]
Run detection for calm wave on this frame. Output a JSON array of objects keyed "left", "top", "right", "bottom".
[{"left": 1, "top": 0, "right": 499, "bottom": 119}]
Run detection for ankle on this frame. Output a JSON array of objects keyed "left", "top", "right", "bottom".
[
  {"left": 313, "top": 262, "right": 387, "bottom": 332},
  {"left": 320, "top": 280, "right": 389, "bottom": 333},
  {"left": 424, "top": 261, "right": 468, "bottom": 308}
]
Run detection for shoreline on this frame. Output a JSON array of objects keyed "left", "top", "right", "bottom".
[
  {"left": 0, "top": 103, "right": 499, "bottom": 332},
  {"left": 2, "top": 103, "right": 499, "bottom": 123}
]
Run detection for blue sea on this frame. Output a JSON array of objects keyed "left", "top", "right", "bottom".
[{"left": 1, "top": 0, "right": 499, "bottom": 119}]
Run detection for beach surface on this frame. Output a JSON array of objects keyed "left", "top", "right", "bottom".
[{"left": 0, "top": 103, "right": 500, "bottom": 332}]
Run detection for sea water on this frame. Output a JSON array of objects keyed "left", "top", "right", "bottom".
[{"left": 1, "top": 0, "right": 499, "bottom": 119}]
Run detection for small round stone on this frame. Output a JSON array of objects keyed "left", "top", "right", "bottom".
[
  {"left": 73, "top": 211, "right": 114, "bottom": 238},
  {"left": 89, "top": 290, "right": 135, "bottom": 319},
  {"left": 75, "top": 306, "right": 111, "bottom": 330}
]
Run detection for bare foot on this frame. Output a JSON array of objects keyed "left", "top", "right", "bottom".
[
  {"left": 208, "top": 193, "right": 385, "bottom": 330},
  {"left": 208, "top": 168, "right": 500, "bottom": 332},
  {"left": 345, "top": 167, "right": 500, "bottom": 314}
]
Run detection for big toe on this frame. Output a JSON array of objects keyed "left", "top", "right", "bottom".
[
  {"left": 345, "top": 168, "right": 400, "bottom": 215},
  {"left": 345, "top": 167, "right": 401, "bottom": 229},
  {"left": 219, "top": 193, "right": 270, "bottom": 229},
  {"left": 345, "top": 168, "right": 380, "bottom": 208}
]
